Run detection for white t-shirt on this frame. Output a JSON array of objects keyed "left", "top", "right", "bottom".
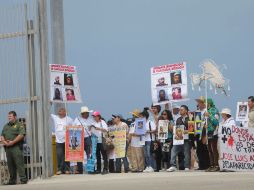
[
  {"left": 218, "top": 117, "right": 236, "bottom": 136},
  {"left": 91, "top": 120, "right": 108, "bottom": 143},
  {"left": 145, "top": 120, "right": 156, "bottom": 142},
  {"left": 73, "top": 116, "right": 94, "bottom": 138},
  {"left": 51, "top": 114, "right": 73, "bottom": 143},
  {"left": 173, "top": 114, "right": 180, "bottom": 125}
]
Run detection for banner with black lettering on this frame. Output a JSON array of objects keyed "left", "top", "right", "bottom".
[{"left": 219, "top": 125, "right": 254, "bottom": 171}]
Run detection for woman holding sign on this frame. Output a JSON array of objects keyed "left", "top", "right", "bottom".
[
  {"left": 91, "top": 111, "right": 109, "bottom": 175},
  {"left": 159, "top": 110, "right": 174, "bottom": 170},
  {"left": 217, "top": 108, "right": 236, "bottom": 172}
]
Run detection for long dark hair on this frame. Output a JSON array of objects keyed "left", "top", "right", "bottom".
[
  {"left": 140, "top": 107, "right": 150, "bottom": 119},
  {"left": 161, "top": 109, "right": 173, "bottom": 121}
]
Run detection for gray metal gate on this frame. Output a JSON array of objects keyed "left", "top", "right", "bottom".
[{"left": 0, "top": 0, "right": 52, "bottom": 184}]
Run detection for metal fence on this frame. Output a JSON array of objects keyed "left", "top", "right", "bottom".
[{"left": 0, "top": 0, "right": 52, "bottom": 185}]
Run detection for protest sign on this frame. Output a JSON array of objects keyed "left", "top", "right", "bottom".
[
  {"left": 50, "top": 64, "right": 82, "bottom": 103},
  {"left": 113, "top": 126, "right": 127, "bottom": 158},
  {"left": 134, "top": 118, "right": 146, "bottom": 135},
  {"left": 158, "top": 120, "right": 169, "bottom": 140},
  {"left": 65, "top": 126, "right": 84, "bottom": 162},
  {"left": 219, "top": 125, "right": 254, "bottom": 171},
  {"left": 195, "top": 121, "right": 203, "bottom": 136},
  {"left": 236, "top": 102, "right": 249, "bottom": 122},
  {"left": 188, "top": 121, "right": 195, "bottom": 135},
  {"left": 129, "top": 123, "right": 135, "bottom": 134},
  {"left": 151, "top": 62, "right": 188, "bottom": 105},
  {"left": 173, "top": 125, "right": 184, "bottom": 145}
]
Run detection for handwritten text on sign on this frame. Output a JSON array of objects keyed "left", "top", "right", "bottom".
[{"left": 219, "top": 125, "right": 254, "bottom": 171}]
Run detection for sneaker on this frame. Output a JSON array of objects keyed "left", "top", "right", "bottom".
[
  {"left": 65, "top": 171, "right": 71, "bottom": 174},
  {"left": 20, "top": 181, "right": 28, "bottom": 185},
  {"left": 143, "top": 167, "right": 149, "bottom": 173},
  {"left": 167, "top": 166, "right": 177, "bottom": 172},
  {"left": 56, "top": 171, "right": 62, "bottom": 175},
  {"left": 184, "top": 168, "right": 190, "bottom": 171},
  {"left": 147, "top": 167, "right": 154, "bottom": 172},
  {"left": 210, "top": 166, "right": 220, "bottom": 172},
  {"left": 205, "top": 166, "right": 214, "bottom": 172}
]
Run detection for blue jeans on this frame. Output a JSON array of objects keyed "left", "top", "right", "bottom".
[
  {"left": 115, "top": 141, "right": 129, "bottom": 172},
  {"left": 170, "top": 141, "right": 191, "bottom": 169},
  {"left": 144, "top": 141, "right": 156, "bottom": 169},
  {"left": 115, "top": 157, "right": 129, "bottom": 172}
]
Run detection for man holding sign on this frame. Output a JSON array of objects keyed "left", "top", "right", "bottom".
[
  {"left": 112, "top": 114, "right": 129, "bottom": 173},
  {"left": 168, "top": 105, "right": 192, "bottom": 172}
]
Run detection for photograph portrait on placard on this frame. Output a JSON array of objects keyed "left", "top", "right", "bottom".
[
  {"left": 65, "top": 88, "right": 76, "bottom": 101},
  {"left": 157, "top": 88, "right": 169, "bottom": 103},
  {"left": 53, "top": 87, "right": 63, "bottom": 101},
  {"left": 172, "top": 87, "right": 183, "bottom": 100},
  {"left": 170, "top": 71, "right": 182, "bottom": 85},
  {"left": 64, "top": 73, "right": 74, "bottom": 86}
]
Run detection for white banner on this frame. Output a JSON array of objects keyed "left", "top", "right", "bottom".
[
  {"left": 151, "top": 62, "right": 188, "bottom": 105},
  {"left": 219, "top": 125, "right": 254, "bottom": 171},
  {"left": 50, "top": 64, "right": 82, "bottom": 103}
]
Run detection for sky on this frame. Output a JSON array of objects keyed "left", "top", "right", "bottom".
[{"left": 62, "top": 0, "right": 254, "bottom": 121}]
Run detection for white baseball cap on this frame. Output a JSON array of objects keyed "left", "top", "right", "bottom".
[{"left": 221, "top": 108, "right": 231, "bottom": 116}]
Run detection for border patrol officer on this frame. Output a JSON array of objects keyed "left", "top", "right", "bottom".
[{"left": 1, "top": 111, "right": 27, "bottom": 185}]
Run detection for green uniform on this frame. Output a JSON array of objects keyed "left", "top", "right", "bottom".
[{"left": 1, "top": 121, "right": 27, "bottom": 184}]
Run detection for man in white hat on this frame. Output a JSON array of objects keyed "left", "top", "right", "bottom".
[{"left": 73, "top": 106, "right": 94, "bottom": 174}]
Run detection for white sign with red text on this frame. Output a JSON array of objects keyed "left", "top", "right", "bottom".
[
  {"left": 50, "top": 64, "right": 82, "bottom": 103},
  {"left": 151, "top": 62, "right": 188, "bottom": 105}
]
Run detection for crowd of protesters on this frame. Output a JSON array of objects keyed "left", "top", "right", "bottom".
[
  {"left": 50, "top": 95, "right": 254, "bottom": 174},
  {"left": 1, "top": 95, "right": 254, "bottom": 184}
]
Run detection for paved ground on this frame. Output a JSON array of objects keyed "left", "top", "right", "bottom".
[{"left": 1, "top": 171, "right": 254, "bottom": 190}]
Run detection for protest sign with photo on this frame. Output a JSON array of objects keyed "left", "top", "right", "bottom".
[
  {"left": 195, "top": 121, "right": 203, "bottom": 136},
  {"left": 158, "top": 120, "right": 169, "bottom": 140},
  {"left": 134, "top": 118, "right": 146, "bottom": 135},
  {"left": 219, "top": 125, "right": 254, "bottom": 171},
  {"left": 236, "top": 102, "right": 249, "bottom": 122},
  {"left": 188, "top": 121, "right": 195, "bottom": 135},
  {"left": 151, "top": 62, "right": 188, "bottom": 105},
  {"left": 65, "top": 126, "right": 84, "bottom": 162},
  {"left": 129, "top": 123, "right": 135, "bottom": 134},
  {"left": 50, "top": 64, "right": 82, "bottom": 103},
  {"left": 195, "top": 111, "right": 203, "bottom": 122},
  {"left": 173, "top": 125, "right": 184, "bottom": 145}
]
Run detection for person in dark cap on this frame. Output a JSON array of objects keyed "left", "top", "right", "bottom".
[{"left": 112, "top": 114, "right": 129, "bottom": 173}]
